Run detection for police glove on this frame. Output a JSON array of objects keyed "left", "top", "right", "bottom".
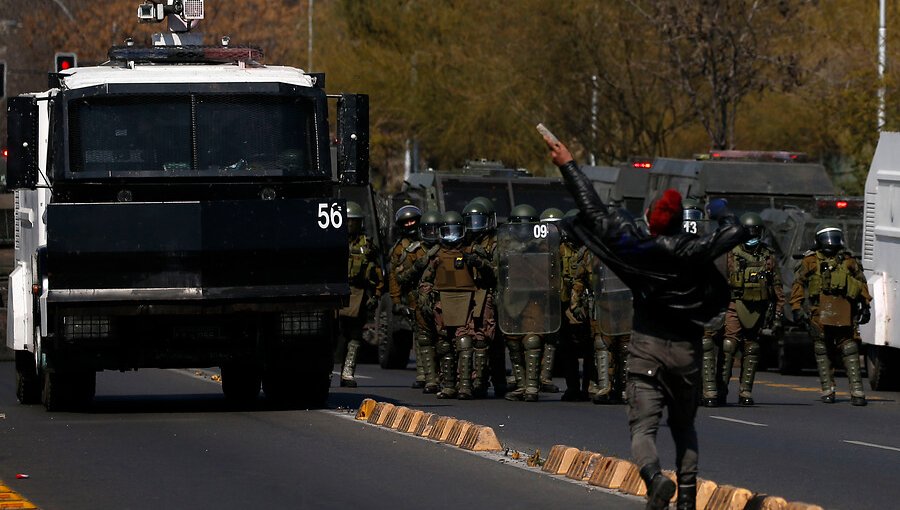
[
  {"left": 366, "top": 296, "right": 381, "bottom": 312},
  {"left": 462, "top": 252, "right": 480, "bottom": 267},
  {"left": 392, "top": 303, "right": 412, "bottom": 317},
  {"left": 772, "top": 313, "right": 784, "bottom": 336},
  {"left": 858, "top": 305, "right": 871, "bottom": 325},
  {"left": 705, "top": 198, "right": 729, "bottom": 220}
]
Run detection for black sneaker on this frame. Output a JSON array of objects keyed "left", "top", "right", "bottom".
[
  {"left": 739, "top": 396, "right": 754, "bottom": 406},
  {"left": 645, "top": 473, "right": 676, "bottom": 510},
  {"left": 851, "top": 395, "right": 867, "bottom": 406},
  {"left": 423, "top": 383, "right": 439, "bottom": 394},
  {"left": 821, "top": 393, "right": 835, "bottom": 404}
]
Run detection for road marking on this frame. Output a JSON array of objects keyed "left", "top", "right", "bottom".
[
  {"left": 709, "top": 416, "right": 768, "bottom": 427},
  {"left": 843, "top": 440, "right": 900, "bottom": 452}
]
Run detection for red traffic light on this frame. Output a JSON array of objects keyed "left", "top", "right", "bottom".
[
  {"left": 54, "top": 52, "right": 77, "bottom": 73},
  {"left": 2, "top": 147, "right": 8, "bottom": 159}
]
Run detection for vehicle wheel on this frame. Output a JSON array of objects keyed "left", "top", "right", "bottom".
[
  {"left": 221, "top": 362, "right": 261, "bottom": 405},
  {"left": 867, "top": 345, "right": 900, "bottom": 391},
  {"left": 42, "top": 370, "right": 95, "bottom": 412},
  {"left": 15, "top": 351, "right": 42, "bottom": 405},
  {"left": 379, "top": 329, "right": 412, "bottom": 369}
]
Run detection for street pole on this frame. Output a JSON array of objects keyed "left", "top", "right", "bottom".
[
  {"left": 308, "top": 0, "right": 314, "bottom": 71},
  {"left": 878, "top": 0, "right": 886, "bottom": 131}
]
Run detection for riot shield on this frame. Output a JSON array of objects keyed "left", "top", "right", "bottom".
[
  {"left": 682, "top": 218, "right": 715, "bottom": 236},
  {"left": 496, "top": 222, "right": 561, "bottom": 335},
  {"left": 593, "top": 260, "right": 634, "bottom": 336}
]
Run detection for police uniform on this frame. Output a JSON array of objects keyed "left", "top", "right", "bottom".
[
  {"left": 791, "top": 227, "right": 871, "bottom": 405},
  {"left": 388, "top": 234, "right": 427, "bottom": 384},
  {"left": 463, "top": 232, "right": 498, "bottom": 398},
  {"left": 339, "top": 230, "right": 384, "bottom": 387},
  {"left": 557, "top": 237, "right": 595, "bottom": 400}
]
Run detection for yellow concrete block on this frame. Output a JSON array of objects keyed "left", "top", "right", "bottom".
[
  {"left": 579, "top": 453, "right": 606, "bottom": 482},
  {"left": 0, "top": 493, "right": 24, "bottom": 502},
  {"left": 0, "top": 488, "right": 11, "bottom": 494},
  {"left": 588, "top": 457, "right": 634, "bottom": 490},
  {"left": 566, "top": 451, "right": 602, "bottom": 480},
  {"left": 444, "top": 420, "right": 473, "bottom": 446},
  {"left": 0, "top": 502, "right": 39, "bottom": 509},
  {"left": 743, "top": 494, "right": 789, "bottom": 510},
  {"left": 785, "top": 503, "right": 824, "bottom": 510},
  {"left": 355, "top": 398, "right": 377, "bottom": 420},
  {"left": 366, "top": 402, "right": 386, "bottom": 424},
  {"left": 542, "top": 445, "right": 580, "bottom": 475},
  {"left": 705, "top": 485, "right": 753, "bottom": 510},
  {"left": 399, "top": 410, "right": 423, "bottom": 433},
  {"left": 696, "top": 479, "right": 718, "bottom": 510},
  {"left": 388, "top": 407, "right": 409, "bottom": 429},
  {"left": 460, "top": 426, "right": 502, "bottom": 452},
  {"left": 414, "top": 413, "right": 437, "bottom": 437},
  {"left": 379, "top": 404, "right": 399, "bottom": 427},
  {"left": 428, "top": 416, "right": 458, "bottom": 442},
  {"left": 618, "top": 462, "right": 646, "bottom": 496}
]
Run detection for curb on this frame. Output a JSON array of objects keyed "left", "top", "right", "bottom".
[
  {"left": 0, "top": 482, "right": 39, "bottom": 509},
  {"left": 353, "top": 399, "right": 826, "bottom": 510}
]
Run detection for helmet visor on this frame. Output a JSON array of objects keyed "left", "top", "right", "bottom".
[
  {"left": 420, "top": 224, "right": 440, "bottom": 242},
  {"left": 465, "top": 213, "right": 489, "bottom": 232},
  {"left": 683, "top": 208, "right": 704, "bottom": 221},
  {"left": 439, "top": 224, "right": 466, "bottom": 243},
  {"left": 746, "top": 224, "right": 763, "bottom": 240},
  {"left": 817, "top": 229, "right": 843, "bottom": 249}
]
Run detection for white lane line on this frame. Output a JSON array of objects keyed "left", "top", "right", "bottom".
[
  {"left": 709, "top": 415, "right": 768, "bottom": 427},
  {"left": 843, "top": 440, "right": 900, "bottom": 452}
]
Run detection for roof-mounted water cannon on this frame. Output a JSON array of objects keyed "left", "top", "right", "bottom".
[{"left": 138, "top": 0, "right": 205, "bottom": 45}]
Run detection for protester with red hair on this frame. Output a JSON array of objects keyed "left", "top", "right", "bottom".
[{"left": 544, "top": 136, "right": 745, "bottom": 510}]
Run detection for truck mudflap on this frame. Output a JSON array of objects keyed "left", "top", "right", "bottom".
[
  {"left": 7, "top": 263, "right": 34, "bottom": 351},
  {"left": 46, "top": 199, "right": 349, "bottom": 299}
]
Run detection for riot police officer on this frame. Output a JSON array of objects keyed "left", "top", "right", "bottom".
[
  {"left": 498, "top": 204, "right": 561, "bottom": 402},
  {"left": 339, "top": 201, "right": 384, "bottom": 387},
  {"left": 545, "top": 207, "right": 595, "bottom": 401},
  {"left": 712, "top": 213, "right": 784, "bottom": 406},
  {"left": 400, "top": 210, "right": 443, "bottom": 393},
  {"left": 388, "top": 203, "right": 426, "bottom": 388},
  {"left": 462, "top": 199, "right": 499, "bottom": 398},
  {"left": 791, "top": 224, "right": 871, "bottom": 406}
]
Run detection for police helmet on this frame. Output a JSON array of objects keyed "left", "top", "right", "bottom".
[
  {"left": 815, "top": 223, "right": 844, "bottom": 254},
  {"left": 682, "top": 198, "right": 704, "bottom": 222},
  {"left": 346, "top": 201, "right": 365, "bottom": 236},
  {"left": 740, "top": 212, "right": 765, "bottom": 247},
  {"left": 471, "top": 196, "right": 497, "bottom": 229},
  {"left": 346, "top": 201, "right": 365, "bottom": 218},
  {"left": 394, "top": 204, "right": 422, "bottom": 226},
  {"left": 462, "top": 200, "right": 490, "bottom": 233},
  {"left": 439, "top": 211, "right": 466, "bottom": 244},
  {"left": 540, "top": 207, "right": 564, "bottom": 222},
  {"left": 508, "top": 204, "right": 539, "bottom": 224},
  {"left": 419, "top": 209, "right": 442, "bottom": 243}
]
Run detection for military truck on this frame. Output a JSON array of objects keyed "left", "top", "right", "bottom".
[
  {"left": 859, "top": 132, "right": 900, "bottom": 391},
  {"left": 581, "top": 159, "right": 652, "bottom": 218},
  {"left": 5, "top": 0, "right": 369, "bottom": 410}
]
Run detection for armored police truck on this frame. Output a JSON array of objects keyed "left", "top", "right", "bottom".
[
  {"left": 859, "top": 132, "right": 900, "bottom": 391},
  {"left": 5, "top": 0, "right": 369, "bottom": 410}
]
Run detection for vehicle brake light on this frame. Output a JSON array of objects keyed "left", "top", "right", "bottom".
[
  {"left": 632, "top": 161, "right": 652, "bottom": 169},
  {"left": 835, "top": 200, "right": 848, "bottom": 209}
]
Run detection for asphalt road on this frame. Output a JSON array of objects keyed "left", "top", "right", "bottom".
[{"left": 1, "top": 361, "right": 898, "bottom": 510}]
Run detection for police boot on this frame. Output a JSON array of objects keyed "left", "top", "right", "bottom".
[
  {"left": 412, "top": 339, "right": 426, "bottom": 389},
  {"left": 592, "top": 337, "right": 614, "bottom": 405},
  {"left": 504, "top": 339, "right": 526, "bottom": 401},
  {"left": 471, "top": 347, "right": 490, "bottom": 399},
  {"left": 340, "top": 340, "right": 360, "bottom": 387},
  {"left": 841, "top": 340, "right": 867, "bottom": 406},
  {"left": 540, "top": 342, "right": 560, "bottom": 393},
  {"left": 436, "top": 340, "right": 458, "bottom": 399},
  {"left": 814, "top": 339, "right": 836, "bottom": 403},
  {"left": 523, "top": 335, "right": 543, "bottom": 402},
  {"left": 419, "top": 345, "right": 440, "bottom": 394},
  {"left": 640, "top": 463, "right": 676, "bottom": 510},
  {"left": 456, "top": 336, "right": 474, "bottom": 400},
  {"left": 676, "top": 474, "right": 697, "bottom": 510},
  {"left": 738, "top": 340, "right": 760, "bottom": 406},
  {"left": 701, "top": 332, "right": 719, "bottom": 407},
  {"left": 719, "top": 337, "right": 738, "bottom": 405}
]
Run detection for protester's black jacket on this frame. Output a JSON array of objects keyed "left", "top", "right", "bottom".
[{"left": 557, "top": 160, "right": 746, "bottom": 334}]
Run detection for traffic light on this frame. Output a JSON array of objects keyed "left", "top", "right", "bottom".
[
  {"left": 54, "top": 52, "right": 77, "bottom": 73},
  {"left": 0, "top": 60, "right": 6, "bottom": 100}
]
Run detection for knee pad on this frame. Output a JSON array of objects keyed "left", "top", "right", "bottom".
[
  {"left": 594, "top": 334, "right": 609, "bottom": 352},
  {"left": 523, "top": 334, "right": 543, "bottom": 351},
  {"left": 436, "top": 339, "right": 453, "bottom": 356},
  {"left": 456, "top": 335, "right": 473, "bottom": 350},
  {"left": 473, "top": 338, "right": 490, "bottom": 350},
  {"left": 722, "top": 338, "right": 738, "bottom": 355},
  {"left": 813, "top": 340, "right": 828, "bottom": 356},
  {"left": 744, "top": 341, "right": 760, "bottom": 357},
  {"left": 416, "top": 331, "right": 434, "bottom": 349},
  {"left": 840, "top": 340, "right": 859, "bottom": 357},
  {"left": 701, "top": 335, "right": 715, "bottom": 353}
]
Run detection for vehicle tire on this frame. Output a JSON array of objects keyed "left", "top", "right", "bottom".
[
  {"left": 379, "top": 329, "right": 412, "bottom": 369},
  {"left": 42, "top": 369, "right": 95, "bottom": 412},
  {"left": 15, "top": 351, "right": 42, "bottom": 405},
  {"left": 221, "top": 362, "right": 261, "bottom": 406},
  {"left": 866, "top": 345, "right": 900, "bottom": 391}
]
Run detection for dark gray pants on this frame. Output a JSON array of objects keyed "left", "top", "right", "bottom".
[{"left": 626, "top": 332, "right": 701, "bottom": 485}]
